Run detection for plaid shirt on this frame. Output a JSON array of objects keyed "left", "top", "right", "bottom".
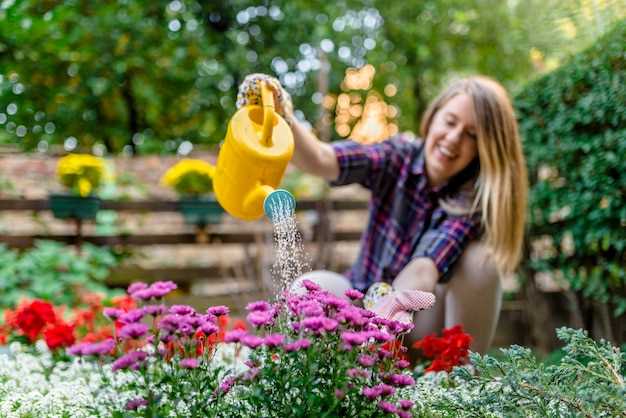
[{"left": 331, "top": 135, "right": 482, "bottom": 291}]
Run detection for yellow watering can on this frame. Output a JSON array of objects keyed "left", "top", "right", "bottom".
[{"left": 212, "top": 82, "right": 296, "bottom": 222}]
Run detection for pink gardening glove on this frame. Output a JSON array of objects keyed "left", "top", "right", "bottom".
[{"left": 371, "top": 290, "right": 436, "bottom": 324}]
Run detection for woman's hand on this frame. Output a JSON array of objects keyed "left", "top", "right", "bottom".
[
  {"left": 370, "top": 288, "right": 436, "bottom": 324},
  {"left": 236, "top": 73, "right": 294, "bottom": 119}
]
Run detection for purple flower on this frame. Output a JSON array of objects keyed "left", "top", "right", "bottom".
[
  {"left": 301, "top": 279, "right": 320, "bottom": 292},
  {"left": 199, "top": 321, "right": 219, "bottom": 335},
  {"left": 302, "top": 316, "right": 326, "bottom": 332},
  {"left": 297, "top": 338, "right": 311, "bottom": 350},
  {"left": 103, "top": 308, "right": 124, "bottom": 321},
  {"left": 375, "top": 383, "right": 396, "bottom": 397},
  {"left": 69, "top": 341, "right": 115, "bottom": 357},
  {"left": 358, "top": 354, "right": 376, "bottom": 367},
  {"left": 132, "top": 288, "right": 157, "bottom": 301},
  {"left": 246, "top": 300, "right": 272, "bottom": 312},
  {"left": 218, "top": 376, "right": 236, "bottom": 395},
  {"left": 322, "top": 317, "right": 339, "bottom": 332},
  {"left": 386, "top": 373, "right": 415, "bottom": 387},
  {"left": 158, "top": 314, "right": 188, "bottom": 333},
  {"left": 133, "top": 281, "right": 177, "bottom": 300},
  {"left": 243, "top": 367, "right": 260, "bottom": 381},
  {"left": 362, "top": 386, "right": 383, "bottom": 400},
  {"left": 180, "top": 358, "right": 199, "bottom": 369},
  {"left": 399, "top": 399, "right": 414, "bottom": 410},
  {"left": 247, "top": 310, "right": 275, "bottom": 327},
  {"left": 299, "top": 301, "right": 324, "bottom": 317},
  {"left": 119, "top": 309, "right": 145, "bottom": 324},
  {"left": 151, "top": 280, "right": 178, "bottom": 297},
  {"left": 395, "top": 359, "right": 411, "bottom": 369},
  {"left": 169, "top": 305, "right": 194, "bottom": 315},
  {"left": 370, "top": 330, "right": 393, "bottom": 343},
  {"left": 345, "top": 289, "right": 364, "bottom": 300},
  {"left": 241, "top": 335, "right": 264, "bottom": 349},
  {"left": 112, "top": 350, "right": 148, "bottom": 372},
  {"left": 341, "top": 331, "right": 367, "bottom": 348},
  {"left": 347, "top": 368, "right": 371, "bottom": 379},
  {"left": 143, "top": 304, "right": 168, "bottom": 316},
  {"left": 378, "top": 401, "right": 397, "bottom": 414},
  {"left": 319, "top": 294, "right": 349, "bottom": 310},
  {"left": 178, "top": 322, "right": 195, "bottom": 336},
  {"left": 207, "top": 305, "right": 229, "bottom": 316},
  {"left": 119, "top": 323, "right": 149, "bottom": 340},
  {"left": 125, "top": 397, "right": 148, "bottom": 411},
  {"left": 127, "top": 282, "right": 148, "bottom": 295},
  {"left": 224, "top": 329, "right": 247, "bottom": 343},
  {"left": 264, "top": 333, "right": 285, "bottom": 347},
  {"left": 387, "top": 320, "right": 413, "bottom": 335},
  {"left": 283, "top": 338, "right": 311, "bottom": 352},
  {"left": 337, "top": 307, "right": 368, "bottom": 327},
  {"left": 397, "top": 411, "right": 413, "bottom": 418},
  {"left": 378, "top": 348, "right": 393, "bottom": 360},
  {"left": 334, "top": 388, "right": 345, "bottom": 399}
]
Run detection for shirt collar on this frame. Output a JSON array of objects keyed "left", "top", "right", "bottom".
[{"left": 412, "top": 141, "right": 447, "bottom": 195}]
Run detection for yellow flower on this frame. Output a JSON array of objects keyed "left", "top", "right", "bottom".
[
  {"left": 57, "top": 153, "right": 106, "bottom": 197},
  {"left": 161, "top": 159, "right": 215, "bottom": 197},
  {"left": 78, "top": 178, "right": 92, "bottom": 197}
]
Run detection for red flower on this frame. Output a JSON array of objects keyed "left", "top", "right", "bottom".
[
  {"left": 413, "top": 324, "right": 472, "bottom": 373},
  {"left": 0, "top": 326, "right": 8, "bottom": 345},
  {"left": 44, "top": 321, "right": 76, "bottom": 350},
  {"left": 79, "top": 327, "right": 114, "bottom": 344},
  {"left": 15, "top": 300, "right": 56, "bottom": 342},
  {"left": 111, "top": 295, "right": 136, "bottom": 311},
  {"left": 413, "top": 334, "right": 447, "bottom": 358}
]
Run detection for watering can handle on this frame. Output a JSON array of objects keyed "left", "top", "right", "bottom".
[{"left": 260, "top": 82, "right": 275, "bottom": 147}]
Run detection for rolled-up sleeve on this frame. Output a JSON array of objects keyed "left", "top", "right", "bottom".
[
  {"left": 330, "top": 136, "right": 407, "bottom": 190},
  {"left": 412, "top": 210, "right": 482, "bottom": 283}
]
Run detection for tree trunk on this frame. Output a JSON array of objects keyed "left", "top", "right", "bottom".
[{"left": 121, "top": 75, "right": 138, "bottom": 155}]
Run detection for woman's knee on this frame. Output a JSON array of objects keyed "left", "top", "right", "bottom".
[{"left": 451, "top": 241, "right": 500, "bottom": 292}]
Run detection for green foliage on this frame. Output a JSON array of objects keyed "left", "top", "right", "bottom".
[
  {"left": 0, "top": 240, "right": 120, "bottom": 309},
  {"left": 4, "top": 1, "right": 620, "bottom": 154},
  {"left": 410, "top": 327, "right": 626, "bottom": 418},
  {"left": 515, "top": 19, "right": 626, "bottom": 315}
]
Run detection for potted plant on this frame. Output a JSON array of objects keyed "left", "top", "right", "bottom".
[
  {"left": 49, "top": 153, "right": 107, "bottom": 220},
  {"left": 161, "top": 159, "right": 223, "bottom": 226}
]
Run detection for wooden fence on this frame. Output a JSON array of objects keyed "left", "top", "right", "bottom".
[{"left": 0, "top": 196, "right": 599, "bottom": 351}]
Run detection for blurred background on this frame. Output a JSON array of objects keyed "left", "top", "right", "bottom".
[{"left": 0, "top": 0, "right": 624, "bottom": 355}]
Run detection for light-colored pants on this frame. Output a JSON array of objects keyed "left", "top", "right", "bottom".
[{"left": 290, "top": 242, "right": 501, "bottom": 354}]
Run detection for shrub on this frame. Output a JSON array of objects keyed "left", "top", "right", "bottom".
[
  {"left": 409, "top": 327, "right": 626, "bottom": 417},
  {"left": 0, "top": 240, "right": 119, "bottom": 309},
  {"left": 515, "top": 20, "right": 626, "bottom": 315}
]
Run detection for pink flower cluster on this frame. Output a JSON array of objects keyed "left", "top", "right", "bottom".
[{"left": 221, "top": 280, "right": 418, "bottom": 416}]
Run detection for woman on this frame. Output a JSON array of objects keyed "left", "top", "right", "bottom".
[{"left": 258, "top": 75, "right": 527, "bottom": 354}]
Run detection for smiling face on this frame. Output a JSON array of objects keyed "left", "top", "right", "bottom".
[{"left": 424, "top": 93, "right": 479, "bottom": 188}]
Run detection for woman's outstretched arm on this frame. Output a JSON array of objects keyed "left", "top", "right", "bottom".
[
  {"left": 392, "top": 257, "right": 439, "bottom": 293},
  {"left": 284, "top": 115, "right": 339, "bottom": 181}
]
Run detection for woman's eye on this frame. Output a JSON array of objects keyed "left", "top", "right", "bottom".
[
  {"left": 446, "top": 119, "right": 455, "bottom": 127},
  {"left": 467, "top": 132, "right": 477, "bottom": 140}
]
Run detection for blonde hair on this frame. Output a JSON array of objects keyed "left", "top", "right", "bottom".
[{"left": 420, "top": 76, "right": 528, "bottom": 275}]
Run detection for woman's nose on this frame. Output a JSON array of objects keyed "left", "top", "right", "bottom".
[{"left": 445, "top": 126, "right": 463, "bottom": 144}]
